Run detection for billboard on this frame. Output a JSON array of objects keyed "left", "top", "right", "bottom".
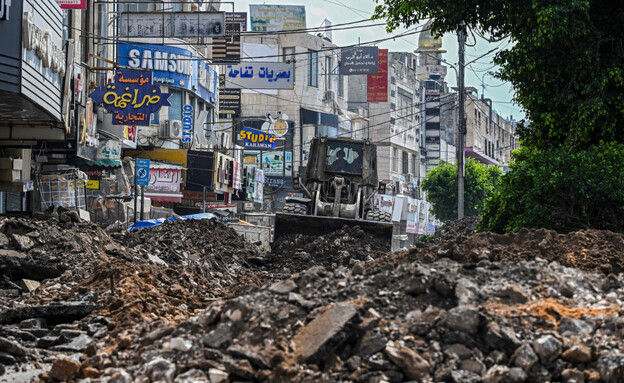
[
  {"left": 339, "top": 47, "right": 378, "bottom": 75},
  {"left": 367, "top": 49, "right": 388, "bottom": 103},
  {"left": 249, "top": 5, "right": 306, "bottom": 32},
  {"left": 224, "top": 62, "right": 294, "bottom": 89},
  {"left": 119, "top": 12, "right": 225, "bottom": 38}
]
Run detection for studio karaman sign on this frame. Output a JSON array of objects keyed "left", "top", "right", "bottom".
[{"left": 90, "top": 69, "right": 171, "bottom": 125}]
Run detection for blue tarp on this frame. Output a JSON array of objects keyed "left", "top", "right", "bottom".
[{"left": 129, "top": 213, "right": 217, "bottom": 231}]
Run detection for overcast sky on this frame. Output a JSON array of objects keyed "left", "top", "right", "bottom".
[{"left": 231, "top": 0, "right": 525, "bottom": 121}]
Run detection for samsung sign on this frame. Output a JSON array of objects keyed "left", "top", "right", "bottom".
[{"left": 118, "top": 42, "right": 217, "bottom": 105}]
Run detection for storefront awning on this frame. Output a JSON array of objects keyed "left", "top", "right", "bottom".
[{"left": 144, "top": 192, "right": 183, "bottom": 203}]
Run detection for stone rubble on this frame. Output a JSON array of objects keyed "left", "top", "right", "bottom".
[{"left": 0, "top": 215, "right": 622, "bottom": 382}]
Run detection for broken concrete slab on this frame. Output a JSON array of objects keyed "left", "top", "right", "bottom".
[
  {"left": 0, "top": 302, "right": 97, "bottom": 325},
  {"left": 384, "top": 340, "right": 430, "bottom": 382},
  {"left": 291, "top": 302, "right": 358, "bottom": 363}
]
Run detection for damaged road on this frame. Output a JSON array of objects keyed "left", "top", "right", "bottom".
[{"left": 0, "top": 215, "right": 624, "bottom": 382}]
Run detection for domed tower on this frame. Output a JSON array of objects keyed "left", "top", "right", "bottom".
[{"left": 415, "top": 19, "right": 447, "bottom": 80}]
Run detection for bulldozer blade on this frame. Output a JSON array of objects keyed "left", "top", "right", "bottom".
[{"left": 273, "top": 213, "right": 393, "bottom": 243}]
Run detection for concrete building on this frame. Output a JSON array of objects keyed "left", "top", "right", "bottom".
[
  {"left": 234, "top": 31, "right": 356, "bottom": 210},
  {"left": 347, "top": 52, "right": 422, "bottom": 196}
]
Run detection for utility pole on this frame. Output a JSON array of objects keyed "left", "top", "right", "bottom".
[{"left": 457, "top": 26, "right": 466, "bottom": 219}]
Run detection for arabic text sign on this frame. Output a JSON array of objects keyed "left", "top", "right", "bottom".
[
  {"left": 97, "top": 140, "right": 122, "bottom": 161},
  {"left": 136, "top": 159, "right": 150, "bottom": 186},
  {"left": 339, "top": 47, "right": 378, "bottom": 75},
  {"left": 225, "top": 62, "right": 293, "bottom": 89},
  {"left": 367, "top": 49, "right": 388, "bottom": 103},
  {"left": 118, "top": 12, "right": 225, "bottom": 38},
  {"left": 146, "top": 168, "right": 182, "bottom": 193},
  {"left": 239, "top": 127, "right": 277, "bottom": 150},
  {"left": 55, "top": 0, "right": 86, "bottom": 9},
  {"left": 89, "top": 69, "right": 171, "bottom": 126},
  {"left": 249, "top": 5, "right": 306, "bottom": 32}
]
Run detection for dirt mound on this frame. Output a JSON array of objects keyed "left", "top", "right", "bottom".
[
  {"left": 269, "top": 224, "right": 390, "bottom": 273},
  {"left": 434, "top": 216, "right": 480, "bottom": 242}
]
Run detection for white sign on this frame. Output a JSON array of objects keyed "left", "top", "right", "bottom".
[
  {"left": 0, "top": 0, "right": 11, "bottom": 20},
  {"left": 225, "top": 62, "right": 293, "bottom": 89},
  {"left": 22, "top": 11, "right": 66, "bottom": 76},
  {"left": 119, "top": 12, "right": 225, "bottom": 38}
]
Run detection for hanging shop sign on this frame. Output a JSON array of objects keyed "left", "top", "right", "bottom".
[
  {"left": 213, "top": 12, "right": 247, "bottom": 63},
  {"left": 96, "top": 140, "right": 122, "bottom": 161},
  {"left": 339, "top": 47, "right": 378, "bottom": 75},
  {"left": 119, "top": 12, "right": 225, "bottom": 38},
  {"left": 54, "top": 0, "right": 86, "bottom": 9},
  {"left": 182, "top": 104, "right": 193, "bottom": 144},
  {"left": 225, "top": 62, "right": 293, "bottom": 89},
  {"left": 89, "top": 69, "right": 171, "bottom": 125},
  {"left": 367, "top": 49, "right": 388, "bottom": 103},
  {"left": 239, "top": 127, "right": 277, "bottom": 150},
  {"left": 146, "top": 167, "right": 182, "bottom": 193},
  {"left": 118, "top": 42, "right": 218, "bottom": 104},
  {"left": 249, "top": 5, "right": 306, "bottom": 32}
]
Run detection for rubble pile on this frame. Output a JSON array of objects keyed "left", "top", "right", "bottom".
[
  {"left": 269, "top": 225, "right": 390, "bottom": 274},
  {"left": 0, "top": 215, "right": 113, "bottom": 295},
  {"left": 113, "top": 219, "right": 262, "bottom": 268},
  {"left": 88, "top": 247, "right": 624, "bottom": 382},
  {"left": 434, "top": 216, "right": 480, "bottom": 243},
  {"left": 400, "top": 228, "right": 624, "bottom": 275}
]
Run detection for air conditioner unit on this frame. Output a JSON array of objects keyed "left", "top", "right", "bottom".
[
  {"left": 405, "top": 174, "right": 413, "bottom": 183},
  {"left": 161, "top": 120, "right": 182, "bottom": 139},
  {"left": 323, "top": 90, "right": 335, "bottom": 102}
]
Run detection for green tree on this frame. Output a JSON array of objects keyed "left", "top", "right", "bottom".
[
  {"left": 421, "top": 158, "right": 501, "bottom": 221},
  {"left": 480, "top": 142, "right": 624, "bottom": 233},
  {"left": 373, "top": 0, "right": 624, "bottom": 149}
]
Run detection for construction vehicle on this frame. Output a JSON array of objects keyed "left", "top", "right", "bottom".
[{"left": 273, "top": 136, "right": 393, "bottom": 241}]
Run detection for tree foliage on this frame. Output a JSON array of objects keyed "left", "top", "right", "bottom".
[
  {"left": 480, "top": 142, "right": 624, "bottom": 233},
  {"left": 421, "top": 158, "right": 501, "bottom": 221},
  {"left": 373, "top": 0, "right": 624, "bottom": 150}
]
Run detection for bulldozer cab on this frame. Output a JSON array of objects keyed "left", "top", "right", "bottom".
[{"left": 306, "top": 137, "right": 378, "bottom": 186}]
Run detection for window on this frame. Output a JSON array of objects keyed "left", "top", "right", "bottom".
[
  {"left": 402, "top": 151, "right": 409, "bottom": 174},
  {"left": 411, "top": 154, "right": 417, "bottom": 176},
  {"left": 397, "top": 89, "right": 413, "bottom": 120},
  {"left": 168, "top": 90, "right": 183, "bottom": 121},
  {"left": 325, "top": 141, "right": 363, "bottom": 174},
  {"left": 337, "top": 63, "right": 344, "bottom": 97},
  {"left": 282, "top": 47, "right": 295, "bottom": 63},
  {"left": 308, "top": 50, "right": 318, "bottom": 87},
  {"left": 325, "top": 56, "right": 332, "bottom": 90},
  {"left": 391, "top": 76, "right": 396, "bottom": 85},
  {"left": 392, "top": 148, "right": 398, "bottom": 172}
]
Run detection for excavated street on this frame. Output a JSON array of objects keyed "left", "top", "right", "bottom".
[{"left": 0, "top": 214, "right": 623, "bottom": 382}]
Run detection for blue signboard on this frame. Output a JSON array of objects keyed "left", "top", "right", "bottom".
[
  {"left": 117, "top": 43, "right": 218, "bottom": 105},
  {"left": 136, "top": 159, "right": 151, "bottom": 186},
  {"left": 238, "top": 127, "right": 277, "bottom": 149},
  {"left": 89, "top": 69, "right": 171, "bottom": 125}
]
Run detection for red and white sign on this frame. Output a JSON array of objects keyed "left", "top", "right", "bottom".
[
  {"left": 55, "top": 0, "right": 86, "bottom": 9},
  {"left": 367, "top": 49, "right": 388, "bottom": 103}
]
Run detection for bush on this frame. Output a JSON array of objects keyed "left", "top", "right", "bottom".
[
  {"left": 422, "top": 158, "right": 502, "bottom": 221},
  {"left": 480, "top": 142, "right": 624, "bottom": 233}
]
